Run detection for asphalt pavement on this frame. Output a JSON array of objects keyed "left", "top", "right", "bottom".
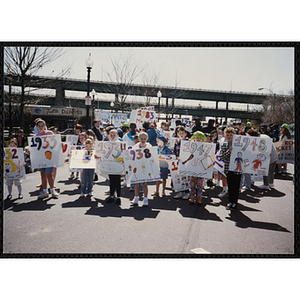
[{"left": 3, "top": 162, "right": 294, "bottom": 255}]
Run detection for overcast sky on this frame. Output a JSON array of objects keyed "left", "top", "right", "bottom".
[{"left": 37, "top": 46, "right": 294, "bottom": 95}]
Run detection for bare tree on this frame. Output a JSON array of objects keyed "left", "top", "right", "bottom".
[
  {"left": 254, "top": 90, "right": 294, "bottom": 125},
  {"left": 103, "top": 52, "right": 146, "bottom": 112},
  {"left": 4, "top": 47, "right": 68, "bottom": 129},
  {"left": 142, "top": 66, "right": 161, "bottom": 107}
]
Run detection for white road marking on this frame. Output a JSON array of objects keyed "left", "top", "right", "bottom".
[{"left": 191, "top": 248, "right": 211, "bottom": 254}]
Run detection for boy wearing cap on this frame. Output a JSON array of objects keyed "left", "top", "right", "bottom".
[
  {"left": 189, "top": 131, "right": 206, "bottom": 206},
  {"left": 152, "top": 135, "right": 173, "bottom": 197}
]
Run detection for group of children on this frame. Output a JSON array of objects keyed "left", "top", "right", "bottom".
[{"left": 5, "top": 118, "right": 292, "bottom": 212}]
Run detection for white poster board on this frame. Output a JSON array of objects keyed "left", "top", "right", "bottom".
[
  {"left": 124, "top": 146, "right": 160, "bottom": 183},
  {"left": 65, "top": 135, "right": 78, "bottom": 145},
  {"left": 178, "top": 140, "right": 216, "bottom": 178},
  {"left": 4, "top": 148, "right": 26, "bottom": 179},
  {"left": 28, "top": 134, "right": 63, "bottom": 169},
  {"left": 111, "top": 113, "right": 128, "bottom": 128},
  {"left": 214, "top": 149, "right": 226, "bottom": 176},
  {"left": 57, "top": 142, "right": 70, "bottom": 166},
  {"left": 165, "top": 157, "right": 190, "bottom": 192},
  {"left": 69, "top": 149, "right": 96, "bottom": 170},
  {"left": 274, "top": 139, "right": 294, "bottom": 164},
  {"left": 136, "top": 108, "right": 156, "bottom": 128},
  {"left": 181, "top": 119, "right": 195, "bottom": 133},
  {"left": 229, "top": 135, "right": 272, "bottom": 177},
  {"left": 68, "top": 145, "right": 85, "bottom": 172},
  {"left": 99, "top": 109, "right": 111, "bottom": 123},
  {"left": 161, "top": 130, "right": 176, "bottom": 151},
  {"left": 94, "top": 141, "right": 127, "bottom": 177}
]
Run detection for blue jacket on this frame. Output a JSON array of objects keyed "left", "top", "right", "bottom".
[
  {"left": 147, "top": 128, "right": 160, "bottom": 146},
  {"left": 157, "top": 145, "right": 173, "bottom": 155}
]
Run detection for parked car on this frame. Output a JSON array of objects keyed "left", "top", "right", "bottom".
[{"left": 60, "top": 128, "right": 75, "bottom": 135}]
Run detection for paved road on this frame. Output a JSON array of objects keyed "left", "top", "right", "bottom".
[{"left": 3, "top": 162, "right": 294, "bottom": 255}]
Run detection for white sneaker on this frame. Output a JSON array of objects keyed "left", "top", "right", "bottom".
[
  {"left": 269, "top": 183, "right": 274, "bottom": 188},
  {"left": 121, "top": 181, "right": 127, "bottom": 187},
  {"left": 38, "top": 191, "right": 49, "bottom": 199},
  {"left": 51, "top": 190, "right": 59, "bottom": 198},
  {"left": 174, "top": 192, "right": 184, "bottom": 199},
  {"left": 130, "top": 196, "right": 139, "bottom": 205},
  {"left": 182, "top": 193, "right": 190, "bottom": 200},
  {"left": 218, "top": 190, "right": 228, "bottom": 198},
  {"left": 258, "top": 184, "right": 270, "bottom": 190},
  {"left": 143, "top": 197, "right": 149, "bottom": 207}
]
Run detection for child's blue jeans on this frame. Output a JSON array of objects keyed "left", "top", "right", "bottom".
[{"left": 81, "top": 169, "right": 94, "bottom": 194}]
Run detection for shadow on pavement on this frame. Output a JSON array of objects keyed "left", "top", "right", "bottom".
[
  {"left": 62, "top": 195, "right": 98, "bottom": 208},
  {"left": 4, "top": 197, "right": 20, "bottom": 211},
  {"left": 57, "top": 179, "right": 81, "bottom": 186},
  {"left": 85, "top": 199, "right": 160, "bottom": 221},
  {"left": 274, "top": 173, "right": 294, "bottom": 181},
  {"left": 225, "top": 209, "right": 291, "bottom": 232},
  {"left": 60, "top": 187, "right": 81, "bottom": 196},
  {"left": 7, "top": 198, "right": 55, "bottom": 212},
  {"left": 150, "top": 191, "right": 223, "bottom": 222}
]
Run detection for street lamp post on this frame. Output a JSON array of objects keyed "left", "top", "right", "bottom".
[
  {"left": 85, "top": 53, "right": 94, "bottom": 130},
  {"left": 110, "top": 101, "right": 115, "bottom": 113},
  {"left": 157, "top": 90, "right": 162, "bottom": 121},
  {"left": 91, "top": 89, "right": 96, "bottom": 122}
]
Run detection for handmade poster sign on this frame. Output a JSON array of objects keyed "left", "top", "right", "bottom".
[
  {"left": 274, "top": 139, "right": 294, "bottom": 164},
  {"left": 214, "top": 149, "right": 226, "bottom": 176},
  {"left": 28, "top": 134, "right": 63, "bottom": 169},
  {"left": 178, "top": 140, "right": 216, "bottom": 178},
  {"left": 161, "top": 130, "right": 176, "bottom": 151},
  {"left": 4, "top": 148, "right": 26, "bottom": 179},
  {"left": 57, "top": 142, "right": 70, "bottom": 166},
  {"left": 94, "top": 141, "right": 127, "bottom": 177},
  {"left": 164, "top": 157, "right": 190, "bottom": 192},
  {"left": 229, "top": 135, "right": 272, "bottom": 177},
  {"left": 65, "top": 135, "right": 78, "bottom": 145},
  {"left": 124, "top": 146, "right": 160, "bottom": 183},
  {"left": 129, "top": 110, "right": 137, "bottom": 124},
  {"left": 111, "top": 113, "right": 128, "bottom": 128},
  {"left": 136, "top": 108, "right": 156, "bottom": 128},
  {"left": 99, "top": 109, "right": 111, "bottom": 124},
  {"left": 181, "top": 119, "right": 195, "bottom": 133},
  {"left": 68, "top": 145, "right": 85, "bottom": 172},
  {"left": 69, "top": 149, "right": 96, "bottom": 170}
]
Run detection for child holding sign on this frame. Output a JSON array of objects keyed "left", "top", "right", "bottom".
[
  {"left": 105, "top": 129, "right": 123, "bottom": 205},
  {"left": 152, "top": 135, "right": 173, "bottom": 197},
  {"left": 189, "top": 132, "right": 206, "bottom": 206},
  {"left": 5, "top": 138, "right": 23, "bottom": 200},
  {"left": 218, "top": 127, "right": 241, "bottom": 210},
  {"left": 35, "top": 119, "right": 59, "bottom": 199},
  {"left": 130, "top": 132, "right": 152, "bottom": 207},
  {"left": 80, "top": 139, "right": 95, "bottom": 197},
  {"left": 173, "top": 126, "right": 190, "bottom": 199}
]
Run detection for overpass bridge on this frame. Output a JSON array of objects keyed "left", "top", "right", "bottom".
[
  {"left": 4, "top": 74, "right": 266, "bottom": 122},
  {"left": 3, "top": 93, "right": 262, "bottom": 121}
]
